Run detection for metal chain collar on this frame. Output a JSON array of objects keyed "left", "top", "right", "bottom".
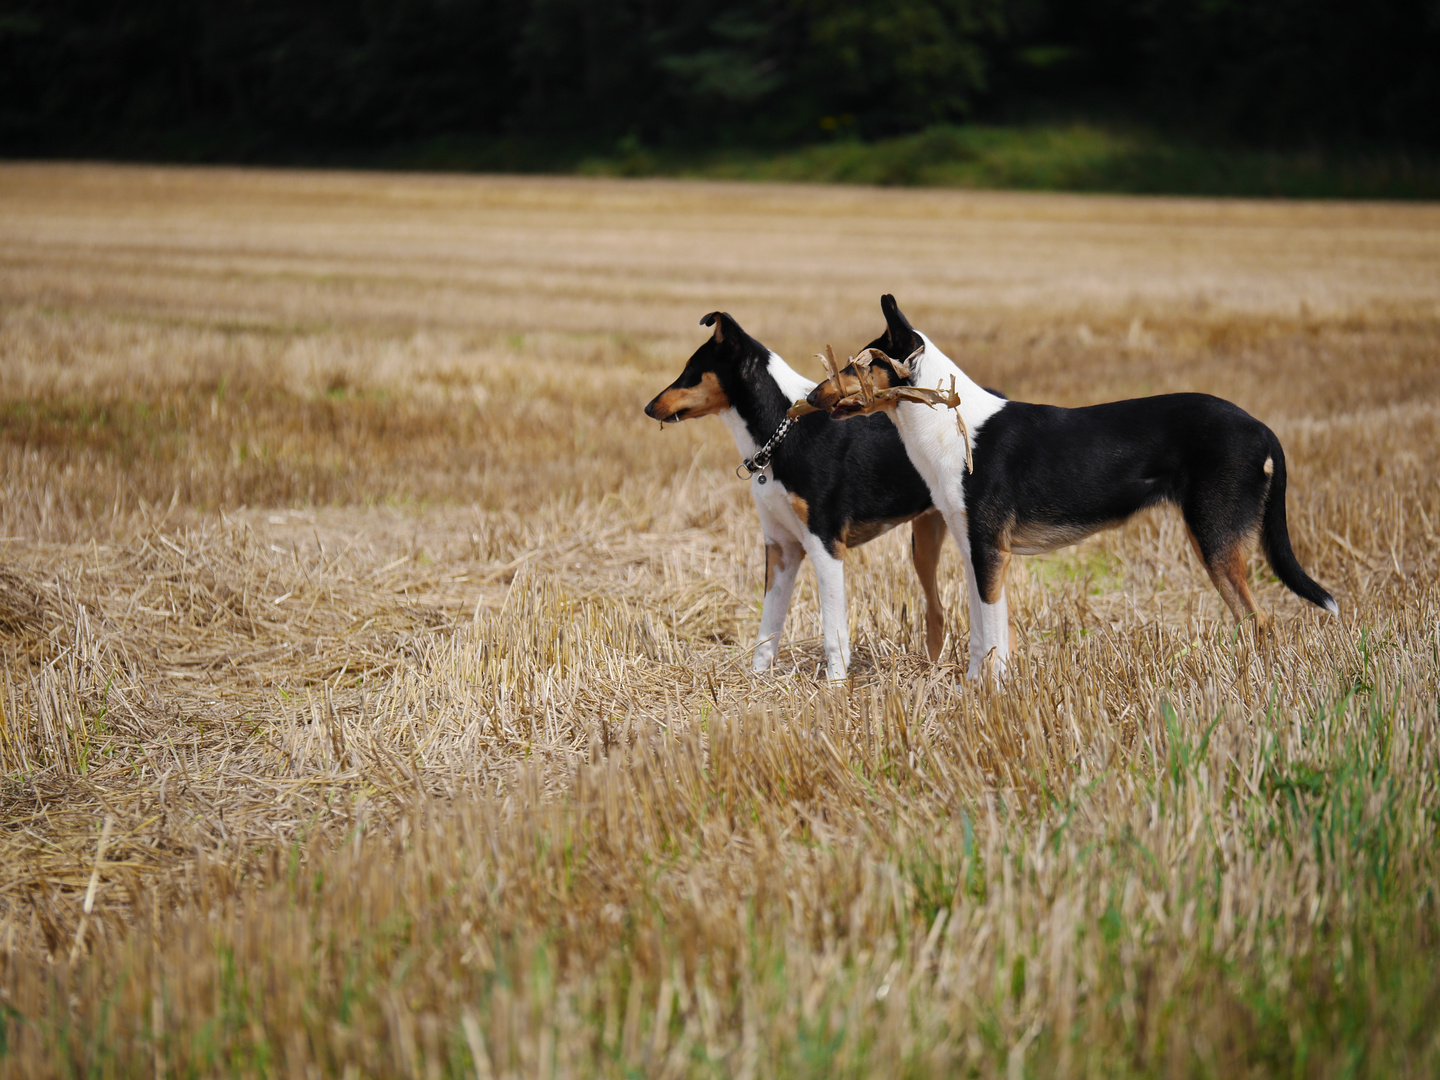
[{"left": 735, "top": 416, "right": 796, "bottom": 482}]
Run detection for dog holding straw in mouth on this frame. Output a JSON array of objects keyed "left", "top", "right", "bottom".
[{"left": 794, "top": 295, "right": 1337, "bottom": 681}]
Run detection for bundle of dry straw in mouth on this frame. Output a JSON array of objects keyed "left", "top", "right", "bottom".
[{"left": 789, "top": 345, "right": 974, "bottom": 472}]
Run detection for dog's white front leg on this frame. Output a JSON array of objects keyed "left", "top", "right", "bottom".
[
  {"left": 976, "top": 588, "right": 1011, "bottom": 681},
  {"left": 801, "top": 537, "right": 849, "bottom": 679},
  {"left": 940, "top": 509, "right": 1005, "bottom": 681},
  {"left": 753, "top": 540, "right": 805, "bottom": 672},
  {"left": 962, "top": 539, "right": 1012, "bottom": 682},
  {"left": 954, "top": 529, "right": 989, "bottom": 680}
]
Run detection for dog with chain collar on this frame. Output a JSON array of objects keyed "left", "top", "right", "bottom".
[
  {"left": 800, "top": 295, "right": 1338, "bottom": 681},
  {"left": 644, "top": 311, "right": 947, "bottom": 679}
]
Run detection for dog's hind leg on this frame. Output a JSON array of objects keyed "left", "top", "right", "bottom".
[
  {"left": 1209, "top": 540, "right": 1269, "bottom": 630},
  {"left": 754, "top": 539, "right": 806, "bottom": 672},
  {"left": 1184, "top": 450, "right": 1276, "bottom": 629},
  {"left": 910, "top": 509, "right": 947, "bottom": 662},
  {"left": 1187, "top": 526, "right": 1269, "bottom": 630}
]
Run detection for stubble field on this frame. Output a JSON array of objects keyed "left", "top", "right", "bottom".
[{"left": 0, "top": 163, "right": 1438, "bottom": 1077}]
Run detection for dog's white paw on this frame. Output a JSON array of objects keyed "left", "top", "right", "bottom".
[
  {"left": 965, "top": 652, "right": 1008, "bottom": 684},
  {"left": 751, "top": 636, "right": 782, "bottom": 673}
]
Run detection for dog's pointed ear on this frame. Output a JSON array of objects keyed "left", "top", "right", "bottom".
[
  {"left": 698, "top": 310, "right": 767, "bottom": 366},
  {"left": 880, "top": 294, "right": 920, "bottom": 354},
  {"left": 699, "top": 311, "right": 735, "bottom": 345}
]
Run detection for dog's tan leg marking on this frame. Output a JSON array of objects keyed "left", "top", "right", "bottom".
[
  {"left": 764, "top": 542, "right": 784, "bottom": 593},
  {"left": 1185, "top": 526, "right": 1206, "bottom": 567},
  {"left": 1205, "top": 541, "right": 1270, "bottom": 630},
  {"left": 910, "top": 509, "right": 947, "bottom": 662}
]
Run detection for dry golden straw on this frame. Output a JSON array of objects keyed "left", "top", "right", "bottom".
[{"left": 0, "top": 163, "right": 1436, "bottom": 1078}]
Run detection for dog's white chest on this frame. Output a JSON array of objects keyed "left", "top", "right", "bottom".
[
  {"left": 889, "top": 336, "right": 1009, "bottom": 521},
  {"left": 716, "top": 407, "right": 809, "bottom": 543},
  {"left": 751, "top": 473, "right": 809, "bottom": 542},
  {"left": 894, "top": 403, "right": 970, "bottom": 516}
]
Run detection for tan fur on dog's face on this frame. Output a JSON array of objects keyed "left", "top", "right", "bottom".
[{"left": 644, "top": 371, "right": 730, "bottom": 423}]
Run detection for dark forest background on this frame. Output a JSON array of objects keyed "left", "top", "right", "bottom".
[{"left": 2, "top": 1, "right": 1439, "bottom": 191}]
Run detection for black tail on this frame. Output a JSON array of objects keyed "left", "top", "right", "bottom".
[{"left": 1260, "top": 436, "right": 1338, "bottom": 615}]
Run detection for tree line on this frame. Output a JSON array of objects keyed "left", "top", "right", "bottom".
[{"left": 2, "top": 0, "right": 1437, "bottom": 158}]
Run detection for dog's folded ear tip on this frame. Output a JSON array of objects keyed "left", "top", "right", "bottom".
[{"left": 700, "top": 311, "right": 729, "bottom": 343}]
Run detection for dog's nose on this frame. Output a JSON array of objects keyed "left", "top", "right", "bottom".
[
  {"left": 643, "top": 398, "right": 658, "bottom": 419},
  {"left": 787, "top": 395, "right": 820, "bottom": 418},
  {"left": 806, "top": 386, "right": 824, "bottom": 407}
]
